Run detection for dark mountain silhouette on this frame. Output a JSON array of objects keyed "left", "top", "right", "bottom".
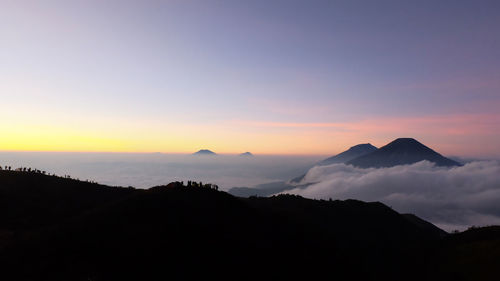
[
  {"left": 290, "top": 143, "right": 378, "bottom": 183},
  {"left": 0, "top": 170, "right": 498, "bottom": 281},
  {"left": 402, "top": 214, "right": 448, "bottom": 238},
  {"left": 239, "top": 152, "right": 253, "bottom": 156},
  {"left": 0, "top": 170, "right": 134, "bottom": 231},
  {"left": 193, "top": 149, "right": 216, "bottom": 155},
  {"left": 420, "top": 226, "right": 500, "bottom": 281},
  {"left": 347, "top": 138, "right": 462, "bottom": 168},
  {"left": 229, "top": 139, "right": 461, "bottom": 197},
  {"left": 3, "top": 170, "right": 492, "bottom": 280},
  {"left": 318, "top": 143, "right": 378, "bottom": 166}
]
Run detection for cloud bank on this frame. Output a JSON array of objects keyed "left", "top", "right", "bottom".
[
  {"left": 284, "top": 161, "right": 500, "bottom": 232},
  {"left": 0, "top": 152, "right": 318, "bottom": 190}
]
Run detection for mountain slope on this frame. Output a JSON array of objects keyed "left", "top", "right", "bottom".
[
  {"left": 0, "top": 170, "right": 135, "bottom": 231},
  {"left": 289, "top": 143, "right": 377, "bottom": 184},
  {"left": 347, "top": 138, "right": 462, "bottom": 168},
  {"left": 0, "top": 171, "right": 447, "bottom": 281},
  {"left": 421, "top": 226, "right": 500, "bottom": 281},
  {"left": 318, "top": 143, "right": 378, "bottom": 166},
  {"left": 228, "top": 143, "right": 377, "bottom": 196}
]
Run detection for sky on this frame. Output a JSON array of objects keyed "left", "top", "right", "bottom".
[{"left": 1, "top": 0, "right": 500, "bottom": 156}]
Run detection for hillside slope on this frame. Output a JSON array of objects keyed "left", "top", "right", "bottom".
[{"left": 1, "top": 171, "right": 497, "bottom": 281}]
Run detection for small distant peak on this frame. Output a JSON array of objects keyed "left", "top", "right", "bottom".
[
  {"left": 193, "top": 149, "right": 216, "bottom": 155},
  {"left": 239, "top": 152, "right": 253, "bottom": 157}
]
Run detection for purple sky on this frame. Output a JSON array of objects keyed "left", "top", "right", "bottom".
[{"left": 1, "top": 0, "right": 499, "bottom": 156}]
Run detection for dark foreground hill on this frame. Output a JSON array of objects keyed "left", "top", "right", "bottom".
[
  {"left": 0, "top": 171, "right": 498, "bottom": 281},
  {"left": 347, "top": 138, "right": 462, "bottom": 168}
]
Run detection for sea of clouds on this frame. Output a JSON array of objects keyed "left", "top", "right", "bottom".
[
  {"left": 0, "top": 152, "right": 319, "bottom": 190},
  {"left": 284, "top": 160, "right": 500, "bottom": 232},
  {"left": 3, "top": 151, "right": 499, "bottom": 232}
]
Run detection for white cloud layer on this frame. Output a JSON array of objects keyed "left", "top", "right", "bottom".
[{"left": 283, "top": 161, "right": 500, "bottom": 232}]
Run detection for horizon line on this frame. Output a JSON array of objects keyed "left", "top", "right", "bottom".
[
  {"left": 0, "top": 149, "right": 332, "bottom": 157},
  {"left": 0, "top": 149, "right": 493, "bottom": 160}
]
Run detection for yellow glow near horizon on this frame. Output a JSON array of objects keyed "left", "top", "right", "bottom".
[
  {"left": 0, "top": 120, "right": 342, "bottom": 155},
  {"left": 2, "top": 1, "right": 500, "bottom": 159},
  {"left": 1, "top": 111, "right": 499, "bottom": 157}
]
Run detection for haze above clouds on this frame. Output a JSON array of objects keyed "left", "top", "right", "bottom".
[
  {"left": 284, "top": 160, "right": 500, "bottom": 231},
  {"left": 0, "top": 152, "right": 319, "bottom": 190}
]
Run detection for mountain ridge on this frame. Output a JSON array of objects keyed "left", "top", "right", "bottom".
[
  {"left": 0, "top": 170, "right": 447, "bottom": 280},
  {"left": 1, "top": 169, "right": 498, "bottom": 281},
  {"left": 347, "top": 138, "right": 462, "bottom": 168},
  {"left": 318, "top": 143, "right": 378, "bottom": 166},
  {"left": 230, "top": 138, "right": 461, "bottom": 197},
  {"left": 289, "top": 143, "right": 378, "bottom": 183}
]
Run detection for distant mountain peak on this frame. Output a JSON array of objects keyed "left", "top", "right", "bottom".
[
  {"left": 193, "top": 149, "right": 216, "bottom": 155},
  {"left": 350, "top": 143, "right": 376, "bottom": 148},
  {"left": 389, "top": 137, "right": 420, "bottom": 144},
  {"left": 317, "top": 143, "right": 378, "bottom": 166},
  {"left": 346, "top": 143, "right": 377, "bottom": 152},
  {"left": 347, "top": 138, "right": 462, "bottom": 168},
  {"left": 383, "top": 138, "right": 441, "bottom": 152},
  {"left": 394, "top": 137, "right": 417, "bottom": 141},
  {"left": 290, "top": 143, "right": 377, "bottom": 183},
  {"left": 239, "top": 152, "right": 253, "bottom": 156}
]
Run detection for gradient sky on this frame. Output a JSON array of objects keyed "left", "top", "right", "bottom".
[{"left": 1, "top": 0, "right": 499, "bottom": 156}]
